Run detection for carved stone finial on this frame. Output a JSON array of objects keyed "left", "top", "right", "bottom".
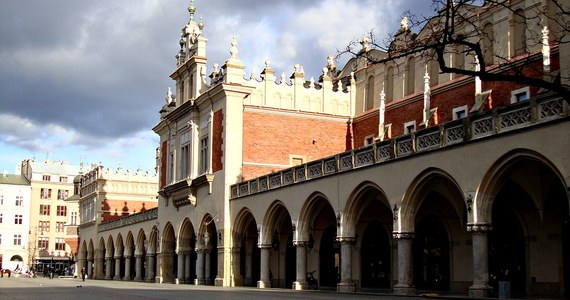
[
  {"left": 265, "top": 59, "right": 270, "bottom": 68},
  {"left": 327, "top": 55, "right": 335, "bottom": 69},
  {"left": 165, "top": 87, "right": 174, "bottom": 104},
  {"left": 229, "top": 36, "right": 238, "bottom": 59},
  {"left": 280, "top": 72, "right": 286, "bottom": 84},
  {"left": 360, "top": 35, "right": 369, "bottom": 52},
  {"left": 400, "top": 16, "right": 409, "bottom": 31}
]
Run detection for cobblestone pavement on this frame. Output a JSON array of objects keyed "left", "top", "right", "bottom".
[{"left": 0, "top": 276, "right": 402, "bottom": 300}]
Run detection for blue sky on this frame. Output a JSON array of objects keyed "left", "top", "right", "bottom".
[{"left": 0, "top": 0, "right": 433, "bottom": 174}]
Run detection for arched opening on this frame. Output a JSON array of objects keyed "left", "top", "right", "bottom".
[
  {"left": 413, "top": 215, "right": 450, "bottom": 291},
  {"left": 489, "top": 184, "right": 527, "bottom": 297},
  {"left": 361, "top": 221, "right": 391, "bottom": 288},
  {"left": 406, "top": 56, "right": 416, "bottom": 95},
  {"left": 161, "top": 224, "right": 176, "bottom": 283},
  {"left": 483, "top": 153, "right": 570, "bottom": 297},
  {"left": 239, "top": 218, "right": 260, "bottom": 286},
  {"left": 366, "top": 75, "right": 375, "bottom": 111},
  {"left": 513, "top": 9, "right": 527, "bottom": 56},
  {"left": 319, "top": 225, "right": 339, "bottom": 288},
  {"left": 482, "top": 22, "right": 495, "bottom": 66},
  {"left": 385, "top": 66, "right": 394, "bottom": 102}
]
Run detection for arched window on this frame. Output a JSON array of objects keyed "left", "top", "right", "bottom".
[
  {"left": 366, "top": 75, "right": 375, "bottom": 110},
  {"left": 429, "top": 59, "right": 439, "bottom": 87},
  {"left": 386, "top": 66, "right": 394, "bottom": 101},
  {"left": 454, "top": 44, "right": 465, "bottom": 70},
  {"left": 482, "top": 23, "right": 495, "bottom": 65},
  {"left": 513, "top": 9, "right": 527, "bottom": 56},
  {"left": 406, "top": 56, "right": 416, "bottom": 96}
]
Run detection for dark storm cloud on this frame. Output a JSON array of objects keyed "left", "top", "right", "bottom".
[{"left": 0, "top": 0, "right": 435, "bottom": 159}]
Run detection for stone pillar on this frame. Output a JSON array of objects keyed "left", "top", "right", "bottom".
[
  {"left": 87, "top": 260, "right": 93, "bottom": 279},
  {"left": 177, "top": 250, "right": 186, "bottom": 284},
  {"left": 468, "top": 224, "right": 493, "bottom": 298},
  {"left": 231, "top": 246, "right": 243, "bottom": 286},
  {"left": 393, "top": 233, "right": 415, "bottom": 295},
  {"left": 337, "top": 237, "right": 356, "bottom": 293},
  {"left": 257, "top": 245, "right": 272, "bottom": 288},
  {"left": 123, "top": 255, "right": 132, "bottom": 280},
  {"left": 184, "top": 251, "right": 192, "bottom": 283},
  {"left": 146, "top": 253, "right": 155, "bottom": 282},
  {"left": 134, "top": 254, "right": 143, "bottom": 281},
  {"left": 292, "top": 241, "right": 308, "bottom": 290},
  {"left": 105, "top": 256, "right": 113, "bottom": 279},
  {"left": 95, "top": 251, "right": 105, "bottom": 279},
  {"left": 113, "top": 256, "right": 122, "bottom": 280},
  {"left": 204, "top": 249, "right": 211, "bottom": 285},
  {"left": 195, "top": 248, "right": 205, "bottom": 285}
]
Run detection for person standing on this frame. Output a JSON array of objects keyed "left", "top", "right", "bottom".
[{"left": 81, "top": 267, "right": 86, "bottom": 281}]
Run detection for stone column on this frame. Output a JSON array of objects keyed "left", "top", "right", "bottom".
[
  {"left": 105, "top": 256, "right": 113, "bottom": 279},
  {"left": 134, "top": 254, "right": 143, "bottom": 281},
  {"left": 468, "top": 224, "right": 493, "bottom": 298},
  {"left": 95, "top": 251, "right": 105, "bottom": 279},
  {"left": 337, "top": 237, "right": 356, "bottom": 293},
  {"left": 184, "top": 251, "right": 192, "bottom": 283},
  {"left": 146, "top": 253, "right": 155, "bottom": 282},
  {"left": 87, "top": 260, "right": 93, "bottom": 279},
  {"left": 231, "top": 246, "right": 243, "bottom": 286},
  {"left": 177, "top": 250, "right": 186, "bottom": 284},
  {"left": 113, "top": 256, "right": 122, "bottom": 280},
  {"left": 257, "top": 245, "right": 272, "bottom": 288},
  {"left": 195, "top": 248, "right": 205, "bottom": 285},
  {"left": 393, "top": 233, "right": 415, "bottom": 295},
  {"left": 292, "top": 241, "right": 308, "bottom": 290},
  {"left": 123, "top": 255, "right": 132, "bottom": 280},
  {"left": 204, "top": 249, "right": 211, "bottom": 285}
]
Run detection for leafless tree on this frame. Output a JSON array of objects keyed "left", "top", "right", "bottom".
[{"left": 340, "top": 0, "right": 570, "bottom": 101}]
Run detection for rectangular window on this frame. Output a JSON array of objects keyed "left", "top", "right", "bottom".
[
  {"left": 14, "top": 214, "right": 23, "bottom": 225},
  {"left": 42, "top": 175, "right": 51, "bottom": 182},
  {"left": 404, "top": 121, "right": 416, "bottom": 134},
  {"left": 452, "top": 105, "right": 468, "bottom": 120},
  {"left": 0, "top": 233, "right": 2, "bottom": 245},
  {"left": 13, "top": 234, "right": 22, "bottom": 246},
  {"left": 38, "top": 237, "right": 49, "bottom": 249},
  {"left": 200, "top": 136, "right": 209, "bottom": 174},
  {"left": 178, "top": 130, "right": 191, "bottom": 180},
  {"left": 59, "top": 176, "right": 68, "bottom": 183},
  {"left": 510, "top": 86, "right": 530, "bottom": 103},
  {"left": 364, "top": 135, "right": 374, "bottom": 146},
  {"left": 40, "top": 188, "right": 52, "bottom": 199},
  {"left": 57, "top": 205, "right": 67, "bottom": 217},
  {"left": 15, "top": 195, "right": 24, "bottom": 206},
  {"left": 40, "top": 204, "right": 50, "bottom": 216},
  {"left": 39, "top": 220, "right": 50, "bottom": 233},
  {"left": 0, "top": 213, "right": 2, "bottom": 223},
  {"left": 0, "top": 194, "right": 3, "bottom": 205},
  {"left": 56, "top": 221, "right": 65, "bottom": 233},
  {"left": 57, "top": 189, "right": 68, "bottom": 200},
  {"left": 55, "top": 238, "right": 66, "bottom": 251},
  {"left": 70, "top": 212, "right": 78, "bottom": 225}
]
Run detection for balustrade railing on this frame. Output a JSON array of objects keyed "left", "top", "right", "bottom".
[
  {"left": 230, "top": 95, "right": 568, "bottom": 199},
  {"left": 98, "top": 207, "right": 158, "bottom": 232}
]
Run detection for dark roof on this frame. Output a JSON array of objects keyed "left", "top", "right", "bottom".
[{"left": 0, "top": 174, "right": 31, "bottom": 185}]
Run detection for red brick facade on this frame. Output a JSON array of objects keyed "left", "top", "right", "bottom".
[
  {"left": 353, "top": 52, "right": 559, "bottom": 141},
  {"left": 101, "top": 199, "right": 158, "bottom": 222},
  {"left": 241, "top": 109, "right": 349, "bottom": 180},
  {"left": 213, "top": 109, "right": 224, "bottom": 173}
]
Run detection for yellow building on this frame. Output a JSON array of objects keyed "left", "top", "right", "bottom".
[{"left": 20, "top": 159, "right": 79, "bottom": 274}]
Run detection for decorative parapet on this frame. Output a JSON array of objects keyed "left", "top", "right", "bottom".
[
  {"left": 230, "top": 94, "right": 568, "bottom": 199},
  {"left": 98, "top": 207, "right": 158, "bottom": 232}
]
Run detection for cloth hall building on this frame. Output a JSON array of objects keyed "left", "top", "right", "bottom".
[{"left": 76, "top": 0, "right": 570, "bottom": 298}]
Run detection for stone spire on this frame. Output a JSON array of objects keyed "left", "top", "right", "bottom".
[{"left": 177, "top": 0, "right": 206, "bottom": 65}]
